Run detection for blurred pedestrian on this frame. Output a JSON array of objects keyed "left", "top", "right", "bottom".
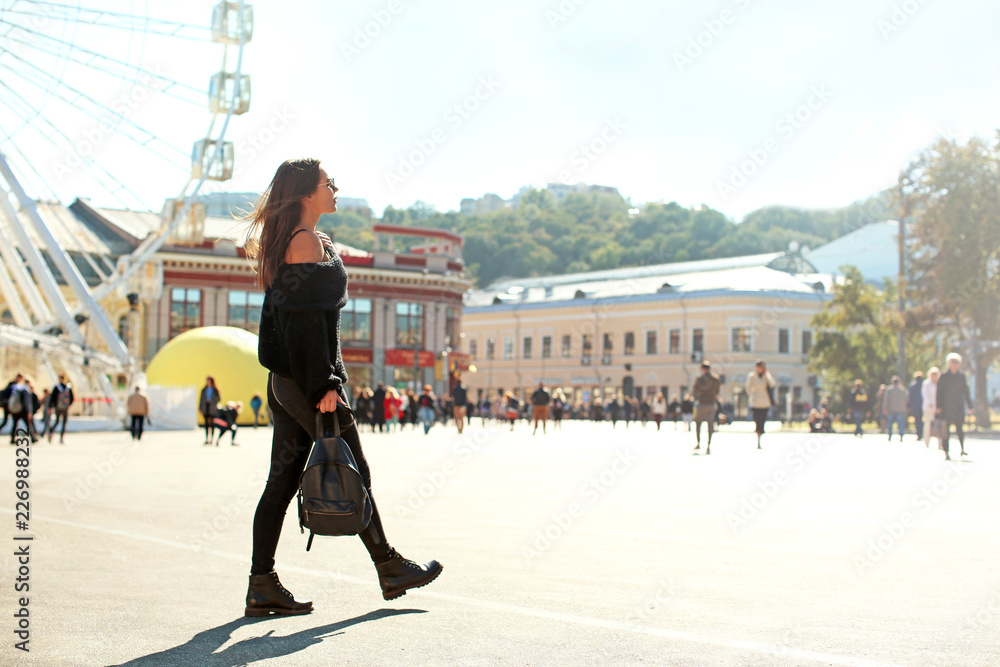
[
  {"left": 0, "top": 373, "right": 22, "bottom": 435},
  {"left": 936, "top": 353, "right": 973, "bottom": 460},
  {"left": 37, "top": 388, "right": 52, "bottom": 437},
  {"left": 850, "top": 379, "right": 868, "bottom": 437},
  {"left": 7, "top": 376, "right": 34, "bottom": 444},
  {"left": 908, "top": 372, "right": 924, "bottom": 441},
  {"left": 372, "top": 382, "right": 387, "bottom": 433},
  {"left": 693, "top": 361, "right": 720, "bottom": 454},
  {"left": 452, "top": 380, "right": 468, "bottom": 434},
  {"left": 49, "top": 373, "right": 74, "bottom": 445},
  {"left": 250, "top": 393, "right": 263, "bottom": 428},
  {"left": 680, "top": 394, "right": 694, "bottom": 431},
  {"left": 384, "top": 386, "right": 401, "bottom": 431},
  {"left": 127, "top": 386, "right": 150, "bottom": 441},
  {"left": 651, "top": 392, "right": 666, "bottom": 430},
  {"left": 668, "top": 395, "right": 681, "bottom": 429},
  {"left": 417, "top": 385, "right": 436, "bottom": 434},
  {"left": 530, "top": 382, "right": 550, "bottom": 435},
  {"left": 922, "top": 367, "right": 939, "bottom": 448},
  {"left": 551, "top": 389, "right": 566, "bottom": 429},
  {"left": 199, "top": 376, "right": 220, "bottom": 445},
  {"left": 214, "top": 401, "right": 242, "bottom": 446},
  {"left": 881, "top": 376, "right": 907, "bottom": 441},
  {"left": 746, "top": 359, "right": 775, "bottom": 449}
]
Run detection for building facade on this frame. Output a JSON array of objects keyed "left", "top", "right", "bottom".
[{"left": 460, "top": 252, "right": 832, "bottom": 416}]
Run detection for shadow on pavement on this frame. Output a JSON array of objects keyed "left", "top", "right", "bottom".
[{"left": 110, "top": 608, "right": 426, "bottom": 667}]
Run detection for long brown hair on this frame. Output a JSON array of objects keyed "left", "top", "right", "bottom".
[{"left": 243, "top": 158, "right": 322, "bottom": 289}]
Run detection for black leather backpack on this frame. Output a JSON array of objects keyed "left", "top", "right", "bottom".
[{"left": 297, "top": 411, "right": 372, "bottom": 550}]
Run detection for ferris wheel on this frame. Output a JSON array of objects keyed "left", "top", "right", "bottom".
[{"left": 0, "top": 1, "right": 253, "bottom": 395}]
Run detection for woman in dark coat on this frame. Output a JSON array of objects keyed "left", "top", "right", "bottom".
[
  {"left": 199, "top": 377, "right": 220, "bottom": 444},
  {"left": 244, "top": 158, "right": 441, "bottom": 617},
  {"left": 936, "top": 352, "right": 973, "bottom": 460}
]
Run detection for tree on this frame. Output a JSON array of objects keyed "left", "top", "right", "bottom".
[
  {"left": 808, "top": 266, "right": 903, "bottom": 412},
  {"left": 901, "top": 135, "right": 1000, "bottom": 428}
]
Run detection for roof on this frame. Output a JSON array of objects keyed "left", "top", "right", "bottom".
[
  {"left": 465, "top": 262, "right": 831, "bottom": 310},
  {"left": 483, "top": 252, "right": 786, "bottom": 292},
  {"left": 804, "top": 221, "right": 901, "bottom": 286},
  {"left": 373, "top": 223, "right": 463, "bottom": 245}
]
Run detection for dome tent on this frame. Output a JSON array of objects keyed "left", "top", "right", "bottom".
[{"left": 146, "top": 326, "right": 269, "bottom": 426}]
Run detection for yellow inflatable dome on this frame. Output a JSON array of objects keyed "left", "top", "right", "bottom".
[{"left": 146, "top": 326, "right": 269, "bottom": 426}]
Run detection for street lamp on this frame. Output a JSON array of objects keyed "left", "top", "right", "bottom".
[{"left": 487, "top": 336, "right": 496, "bottom": 400}]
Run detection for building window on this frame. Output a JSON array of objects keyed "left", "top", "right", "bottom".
[
  {"left": 503, "top": 337, "right": 514, "bottom": 360},
  {"left": 646, "top": 330, "right": 657, "bottom": 355},
  {"left": 542, "top": 335, "right": 552, "bottom": 359},
  {"left": 669, "top": 329, "right": 681, "bottom": 354},
  {"left": 602, "top": 333, "right": 613, "bottom": 354},
  {"left": 486, "top": 338, "right": 496, "bottom": 360},
  {"left": 692, "top": 328, "right": 704, "bottom": 354},
  {"left": 118, "top": 314, "right": 129, "bottom": 341},
  {"left": 469, "top": 339, "right": 478, "bottom": 359},
  {"left": 395, "top": 302, "right": 423, "bottom": 347},
  {"left": 561, "top": 334, "right": 572, "bottom": 358},
  {"left": 582, "top": 334, "right": 593, "bottom": 356},
  {"left": 342, "top": 298, "right": 372, "bottom": 344},
  {"left": 170, "top": 287, "right": 201, "bottom": 339},
  {"left": 523, "top": 337, "right": 533, "bottom": 359},
  {"left": 445, "top": 307, "right": 460, "bottom": 348},
  {"left": 731, "top": 327, "right": 752, "bottom": 352},
  {"left": 228, "top": 290, "right": 264, "bottom": 334},
  {"left": 802, "top": 330, "right": 813, "bottom": 354},
  {"left": 778, "top": 328, "right": 790, "bottom": 354},
  {"left": 624, "top": 332, "right": 635, "bottom": 355}
]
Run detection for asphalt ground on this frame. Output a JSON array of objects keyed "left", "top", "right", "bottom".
[{"left": 1, "top": 417, "right": 998, "bottom": 667}]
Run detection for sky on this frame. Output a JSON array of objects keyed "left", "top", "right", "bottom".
[{"left": 3, "top": 0, "right": 1000, "bottom": 221}]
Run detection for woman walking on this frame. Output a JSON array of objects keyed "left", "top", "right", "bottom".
[
  {"left": 746, "top": 359, "right": 775, "bottom": 449},
  {"left": 921, "top": 367, "right": 939, "bottom": 448},
  {"left": 245, "top": 158, "right": 441, "bottom": 616}
]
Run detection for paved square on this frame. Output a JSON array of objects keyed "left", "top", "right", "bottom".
[{"left": 2, "top": 419, "right": 998, "bottom": 666}]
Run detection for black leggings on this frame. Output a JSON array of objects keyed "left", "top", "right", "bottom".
[
  {"left": 250, "top": 373, "right": 391, "bottom": 575},
  {"left": 942, "top": 419, "right": 965, "bottom": 455}
]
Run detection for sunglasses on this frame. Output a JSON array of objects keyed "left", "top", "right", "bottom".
[{"left": 320, "top": 178, "right": 336, "bottom": 190}]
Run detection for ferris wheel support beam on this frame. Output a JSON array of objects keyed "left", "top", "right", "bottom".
[
  {"left": 0, "top": 182, "right": 58, "bottom": 326},
  {"left": 0, "top": 149, "right": 131, "bottom": 364},
  {"left": 0, "top": 258, "right": 31, "bottom": 327}
]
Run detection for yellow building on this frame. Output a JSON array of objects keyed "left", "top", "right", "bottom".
[{"left": 460, "top": 251, "right": 832, "bottom": 417}]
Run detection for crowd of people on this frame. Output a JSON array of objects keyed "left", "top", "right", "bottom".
[{"left": 0, "top": 372, "right": 76, "bottom": 444}]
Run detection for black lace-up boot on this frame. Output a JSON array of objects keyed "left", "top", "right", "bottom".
[
  {"left": 245, "top": 571, "right": 313, "bottom": 617},
  {"left": 375, "top": 548, "right": 443, "bottom": 600}
]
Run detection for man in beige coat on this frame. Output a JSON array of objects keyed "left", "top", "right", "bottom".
[
  {"left": 692, "top": 361, "right": 721, "bottom": 454},
  {"left": 127, "top": 386, "right": 150, "bottom": 441},
  {"left": 746, "top": 359, "right": 775, "bottom": 449}
]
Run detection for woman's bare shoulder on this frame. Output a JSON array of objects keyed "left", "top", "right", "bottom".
[{"left": 284, "top": 229, "right": 325, "bottom": 264}]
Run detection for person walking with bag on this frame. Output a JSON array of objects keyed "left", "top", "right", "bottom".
[
  {"left": 245, "top": 158, "right": 441, "bottom": 617},
  {"left": 746, "top": 359, "right": 775, "bottom": 450},
  {"left": 127, "top": 386, "right": 150, "bottom": 441},
  {"left": 49, "top": 373, "right": 74, "bottom": 444}
]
